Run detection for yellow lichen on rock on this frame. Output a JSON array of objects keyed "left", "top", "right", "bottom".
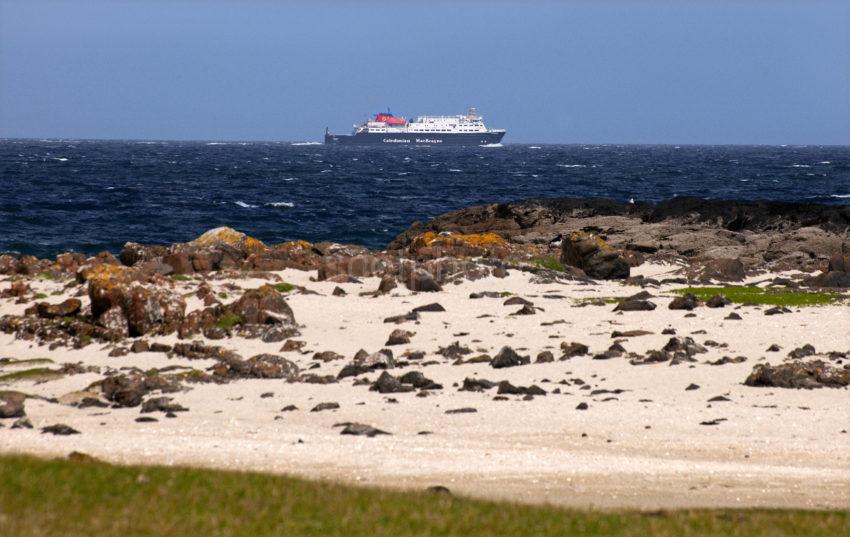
[
  {"left": 78, "top": 263, "right": 137, "bottom": 285},
  {"left": 567, "top": 231, "right": 611, "bottom": 252},
  {"left": 192, "top": 227, "right": 267, "bottom": 254},
  {"left": 419, "top": 231, "right": 507, "bottom": 248},
  {"left": 276, "top": 239, "right": 313, "bottom": 251}
]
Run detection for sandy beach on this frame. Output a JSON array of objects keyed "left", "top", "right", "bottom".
[{"left": 2, "top": 255, "right": 848, "bottom": 510}]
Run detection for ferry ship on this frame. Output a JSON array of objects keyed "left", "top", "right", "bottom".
[{"left": 324, "top": 108, "right": 505, "bottom": 146}]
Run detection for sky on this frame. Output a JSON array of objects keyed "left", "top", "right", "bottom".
[{"left": 1, "top": 0, "right": 848, "bottom": 144}]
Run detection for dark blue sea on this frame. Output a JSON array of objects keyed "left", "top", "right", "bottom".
[{"left": 3, "top": 140, "right": 849, "bottom": 258}]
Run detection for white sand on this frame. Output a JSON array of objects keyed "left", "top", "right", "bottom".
[{"left": 1, "top": 263, "right": 849, "bottom": 510}]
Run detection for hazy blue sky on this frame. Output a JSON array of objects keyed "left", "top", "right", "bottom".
[{"left": 1, "top": 0, "right": 848, "bottom": 144}]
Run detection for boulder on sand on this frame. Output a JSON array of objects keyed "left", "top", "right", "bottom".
[{"left": 560, "top": 231, "right": 629, "bottom": 279}]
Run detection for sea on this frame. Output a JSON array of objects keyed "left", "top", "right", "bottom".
[{"left": 2, "top": 140, "right": 849, "bottom": 258}]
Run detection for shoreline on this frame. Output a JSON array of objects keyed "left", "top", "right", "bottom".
[{"left": 1, "top": 199, "right": 849, "bottom": 510}]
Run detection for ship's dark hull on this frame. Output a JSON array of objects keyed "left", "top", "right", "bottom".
[{"left": 324, "top": 131, "right": 505, "bottom": 146}]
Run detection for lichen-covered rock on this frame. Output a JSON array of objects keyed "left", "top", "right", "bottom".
[
  {"left": 191, "top": 226, "right": 267, "bottom": 256},
  {"left": 225, "top": 285, "right": 295, "bottom": 325},
  {"left": 745, "top": 360, "right": 850, "bottom": 389},
  {"left": 697, "top": 258, "right": 746, "bottom": 282},
  {"left": 490, "top": 346, "right": 530, "bottom": 368},
  {"left": 317, "top": 255, "right": 387, "bottom": 281},
  {"left": 561, "top": 231, "right": 630, "bottom": 280},
  {"left": 0, "top": 391, "right": 26, "bottom": 418},
  {"left": 409, "top": 231, "right": 508, "bottom": 259},
  {"left": 36, "top": 298, "right": 82, "bottom": 319},
  {"left": 124, "top": 284, "right": 186, "bottom": 336},
  {"left": 218, "top": 354, "right": 300, "bottom": 380},
  {"left": 402, "top": 267, "right": 442, "bottom": 292},
  {"left": 83, "top": 264, "right": 141, "bottom": 318}
]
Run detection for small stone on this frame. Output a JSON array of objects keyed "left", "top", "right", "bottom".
[
  {"left": 41, "top": 423, "right": 80, "bottom": 435},
  {"left": 575, "top": 402, "right": 589, "bottom": 410},
  {"left": 445, "top": 407, "right": 477, "bottom": 414},
  {"left": 311, "top": 402, "right": 340, "bottom": 412},
  {"left": 685, "top": 383, "right": 700, "bottom": 391}
]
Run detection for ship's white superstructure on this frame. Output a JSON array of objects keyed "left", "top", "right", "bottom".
[{"left": 355, "top": 108, "right": 501, "bottom": 135}]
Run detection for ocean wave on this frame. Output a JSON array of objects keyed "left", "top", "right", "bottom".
[
  {"left": 283, "top": 177, "right": 297, "bottom": 181},
  {"left": 790, "top": 164, "right": 810, "bottom": 168},
  {"left": 234, "top": 201, "right": 258, "bottom": 208},
  {"left": 52, "top": 157, "right": 68, "bottom": 162},
  {"left": 557, "top": 164, "right": 586, "bottom": 168},
  {"left": 529, "top": 146, "right": 541, "bottom": 149},
  {"left": 266, "top": 201, "right": 295, "bottom": 208},
  {"left": 291, "top": 142, "right": 321, "bottom": 146},
  {"left": 480, "top": 143, "right": 503, "bottom": 148},
  {"left": 448, "top": 168, "right": 462, "bottom": 172},
  {"left": 830, "top": 194, "right": 850, "bottom": 199},
  {"left": 819, "top": 161, "right": 831, "bottom": 164}
]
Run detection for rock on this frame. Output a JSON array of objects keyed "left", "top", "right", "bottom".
[
  {"left": 724, "top": 312, "right": 742, "bottom": 320},
  {"left": 497, "top": 381, "right": 546, "bottom": 396},
  {"left": 191, "top": 226, "right": 266, "bottom": 256},
  {"left": 561, "top": 341, "right": 589, "bottom": 358},
  {"left": 706, "top": 295, "right": 732, "bottom": 308},
  {"left": 561, "top": 231, "right": 630, "bottom": 279},
  {"left": 708, "top": 395, "right": 731, "bottom": 402},
  {"left": 123, "top": 284, "right": 186, "bottom": 336},
  {"left": 403, "top": 268, "right": 442, "bottom": 292},
  {"left": 140, "top": 396, "right": 188, "bottom": 414},
  {"left": 437, "top": 341, "right": 472, "bottom": 359},
  {"left": 490, "top": 346, "right": 531, "bottom": 368},
  {"left": 426, "top": 485, "right": 452, "bottom": 495},
  {"left": 370, "top": 371, "right": 415, "bottom": 394},
  {"left": 685, "top": 383, "right": 700, "bottom": 390},
  {"left": 668, "top": 294, "right": 697, "bottom": 311},
  {"left": 0, "top": 391, "right": 26, "bottom": 418},
  {"left": 385, "top": 329, "right": 414, "bottom": 346},
  {"left": 100, "top": 375, "right": 147, "bottom": 407},
  {"left": 11, "top": 417, "right": 32, "bottom": 429},
  {"left": 130, "top": 340, "right": 150, "bottom": 353},
  {"left": 280, "top": 339, "right": 306, "bottom": 352},
  {"left": 707, "top": 356, "right": 747, "bottom": 365},
  {"left": 575, "top": 402, "right": 589, "bottom": 410},
  {"left": 339, "top": 422, "right": 390, "bottom": 437},
  {"left": 765, "top": 306, "right": 791, "bottom": 316},
  {"left": 135, "top": 417, "right": 158, "bottom": 423},
  {"left": 36, "top": 298, "right": 82, "bottom": 319},
  {"left": 412, "top": 302, "right": 446, "bottom": 313},
  {"left": 377, "top": 275, "right": 397, "bottom": 294},
  {"left": 383, "top": 311, "right": 419, "bottom": 324},
  {"left": 806, "top": 270, "right": 850, "bottom": 288},
  {"left": 536, "top": 351, "right": 555, "bottom": 363},
  {"left": 227, "top": 285, "right": 295, "bottom": 325},
  {"left": 398, "top": 371, "right": 441, "bottom": 390},
  {"left": 503, "top": 296, "right": 533, "bottom": 306},
  {"left": 460, "top": 377, "right": 498, "bottom": 392},
  {"left": 311, "top": 402, "right": 340, "bottom": 412},
  {"left": 445, "top": 407, "right": 477, "bottom": 414},
  {"left": 766, "top": 344, "right": 781, "bottom": 352},
  {"left": 240, "top": 354, "right": 300, "bottom": 380},
  {"left": 99, "top": 305, "right": 129, "bottom": 335},
  {"left": 332, "top": 286, "right": 346, "bottom": 296},
  {"left": 698, "top": 258, "right": 746, "bottom": 282},
  {"left": 613, "top": 299, "right": 657, "bottom": 312},
  {"left": 788, "top": 344, "right": 816, "bottom": 359},
  {"left": 611, "top": 330, "right": 653, "bottom": 338},
  {"left": 313, "top": 351, "right": 345, "bottom": 362},
  {"left": 41, "top": 423, "right": 80, "bottom": 435},
  {"left": 510, "top": 304, "right": 537, "bottom": 315},
  {"left": 745, "top": 360, "right": 850, "bottom": 389}
]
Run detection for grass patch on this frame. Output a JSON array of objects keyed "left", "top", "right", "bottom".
[
  {"left": 215, "top": 313, "right": 242, "bottom": 330},
  {"left": 672, "top": 286, "right": 844, "bottom": 307},
  {"left": 218, "top": 291, "right": 228, "bottom": 299},
  {"left": 32, "top": 292, "right": 48, "bottom": 300},
  {"left": 529, "top": 256, "right": 568, "bottom": 272},
  {"left": 0, "top": 367, "right": 64, "bottom": 384},
  {"left": 35, "top": 271, "right": 54, "bottom": 280},
  {"left": 172, "top": 274, "right": 193, "bottom": 282},
  {"left": 0, "top": 455, "right": 846, "bottom": 537},
  {"left": 273, "top": 282, "right": 295, "bottom": 293}
]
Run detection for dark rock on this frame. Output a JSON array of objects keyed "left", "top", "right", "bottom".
[
  {"left": 661, "top": 328, "right": 677, "bottom": 335},
  {"left": 706, "top": 295, "right": 732, "bottom": 308},
  {"left": 135, "top": 416, "right": 158, "bottom": 423},
  {"left": 725, "top": 312, "right": 742, "bottom": 320},
  {"left": 766, "top": 344, "right": 781, "bottom": 352},
  {"left": 510, "top": 304, "right": 537, "bottom": 315},
  {"left": 613, "top": 300, "right": 656, "bottom": 312},
  {"left": 788, "top": 344, "right": 816, "bottom": 359},
  {"left": 437, "top": 341, "right": 472, "bottom": 359},
  {"left": 490, "top": 346, "right": 531, "bottom": 368},
  {"left": 339, "top": 422, "right": 390, "bottom": 437},
  {"left": 41, "top": 423, "right": 80, "bottom": 435},
  {"left": 36, "top": 298, "right": 82, "bottom": 319},
  {"left": 412, "top": 302, "right": 446, "bottom": 313},
  {"left": 459, "top": 377, "right": 498, "bottom": 392},
  {"left": 560, "top": 341, "right": 589, "bottom": 358},
  {"left": 765, "top": 306, "right": 791, "bottom": 316},
  {"left": 241, "top": 354, "right": 300, "bottom": 379},
  {"left": 130, "top": 340, "right": 150, "bottom": 353},
  {"left": 377, "top": 275, "right": 397, "bottom": 294},
  {"left": 281, "top": 405, "right": 298, "bottom": 412},
  {"left": 497, "top": 381, "right": 546, "bottom": 396},
  {"left": 745, "top": 360, "right": 849, "bottom": 389},
  {"left": 575, "top": 402, "right": 589, "bottom": 410},
  {"left": 140, "top": 396, "right": 188, "bottom": 414},
  {"left": 503, "top": 296, "right": 534, "bottom": 306},
  {"left": 685, "top": 383, "right": 700, "bottom": 391},
  {"left": 611, "top": 330, "right": 653, "bottom": 338},
  {"left": 698, "top": 258, "right": 746, "bottom": 282},
  {"left": 370, "top": 371, "right": 415, "bottom": 394},
  {"left": 708, "top": 395, "right": 731, "bottom": 402},
  {"left": 11, "top": 417, "right": 32, "bottom": 429},
  {"left": 227, "top": 284, "right": 295, "bottom": 325},
  {"left": 427, "top": 485, "right": 452, "bottom": 495},
  {"left": 668, "top": 294, "right": 698, "bottom": 311},
  {"left": 332, "top": 286, "right": 347, "bottom": 296},
  {"left": 0, "top": 391, "right": 26, "bottom": 418},
  {"left": 707, "top": 356, "right": 747, "bottom": 365},
  {"left": 404, "top": 268, "right": 442, "bottom": 292},
  {"left": 311, "top": 402, "right": 340, "bottom": 412},
  {"left": 383, "top": 311, "right": 419, "bottom": 324},
  {"left": 445, "top": 407, "right": 477, "bottom": 414},
  {"left": 386, "top": 329, "right": 414, "bottom": 346},
  {"left": 398, "top": 371, "right": 441, "bottom": 389},
  {"left": 536, "top": 351, "right": 555, "bottom": 363}
]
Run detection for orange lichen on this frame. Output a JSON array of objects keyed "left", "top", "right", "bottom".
[
  {"left": 567, "top": 231, "right": 611, "bottom": 252},
  {"left": 192, "top": 227, "right": 267, "bottom": 253},
  {"left": 276, "top": 240, "right": 313, "bottom": 250},
  {"left": 419, "top": 231, "right": 506, "bottom": 248}
]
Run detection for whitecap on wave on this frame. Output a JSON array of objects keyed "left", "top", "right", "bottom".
[
  {"left": 448, "top": 168, "right": 462, "bottom": 172},
  {"left": 234, "top": 201, "right": 258, "bottom": 208},
  {"left": 291, "top": 141, "right": 322, "bottom": 146},
  {"left": 790, "top": 164, "right": 810, "bottom": 168},
  {"left": 266, "top": 201, "right": 295, "bottom": 208},
  {"left": 557, "top": 164, "right": 586, "bottom": 168},
  {"left": 480, "top": 143, "right": 503, "bottom": 148},
  {"left": 52, "top": 157, "right": 68, "bottom": 162},
  {"left": 830, "top": 194, "right": 850, "bottom": 199},
  {"left": 283, "top": 177, "right": 297, "bottom": 181},
  {"left": 529, "top": 146, "right": 541, "bottom": 149}
]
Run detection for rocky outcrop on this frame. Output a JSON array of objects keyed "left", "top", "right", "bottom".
[
  {"left": 560, "top": 231, "right": 629, "bottom": 279},
  {"left": 745, "top": 360, "right": 850, "bottom": 389}
]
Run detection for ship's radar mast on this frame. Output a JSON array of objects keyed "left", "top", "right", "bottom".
[{"left": 467, "top": 107, "right": 480, "bottom": 120}]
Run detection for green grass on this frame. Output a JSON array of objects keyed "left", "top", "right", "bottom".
[
  {"left": 32, "top": 292, "right": 48, "bottom": 300},
  {"left": 273, "top": 282, "right": 295, "bottom": 293},
  {"left": 0, "top": 367, "right": 64, "bottom": 384},
  {"left": 0, "top": 455, "right": 846, "bottom": 537},
  {"left": 215, "top": 312, "right": 242, "bottom": 330},
  {"left": 172, "top": 274, "right": 193, "bottom": 282},
  {"left": 529, "top": 256, "right": 568, "bottom": 272},
  {"left": 672, "top": 286, "right": 845, "bottom": 307},
  {"left": 0, "top": 357, "right": 54, "bottom": 367},
  {"left": 35, "top": 271, "right": 54, "bottom": 280}
]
